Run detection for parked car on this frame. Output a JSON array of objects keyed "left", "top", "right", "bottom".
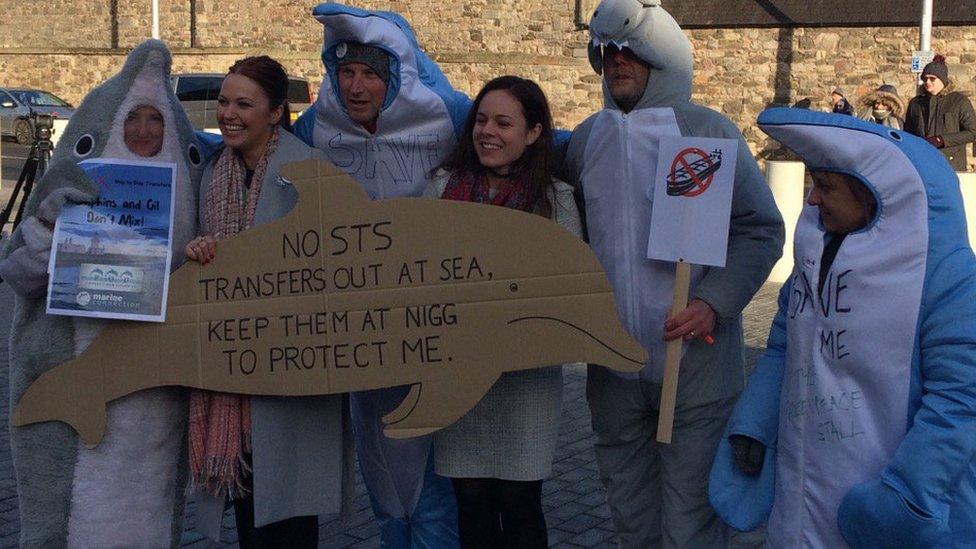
[
  {"left": 171, "top": 73, "right": 314, "bottom": 132},
  {"left": 0, "top": 87, "right": 75, "bottom": 145}
]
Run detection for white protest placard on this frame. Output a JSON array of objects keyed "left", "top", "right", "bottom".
[{"left": 647, "top": 137, "right": 738, "bottom": 267}]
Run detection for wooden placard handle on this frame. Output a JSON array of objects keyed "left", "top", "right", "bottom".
[{"left": 657, "top": 261, "right": 691, "bottom": 444}]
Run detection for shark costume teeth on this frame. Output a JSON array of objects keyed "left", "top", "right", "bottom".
[
  {"left": 584, "top": 0, "right": 693, "bottom": 108},
  {"left": 586, "top": 0, "right": 691, "bottom": 86},
  {"left": 2, "top": 39, "right": 202, "bottom": 548},
  {"left": 709, "top": 109, "right": 976, "bottom": 546}
]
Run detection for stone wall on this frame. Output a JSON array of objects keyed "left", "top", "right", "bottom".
[{"left": 1, "top": 2, "right": 974, "bottom": 166}]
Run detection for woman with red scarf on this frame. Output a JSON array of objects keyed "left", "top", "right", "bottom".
[
  {"left": 423, "top": 75, "right": 582, "bottom": 549},
  {"left": 184, "top": 56, "right": 352, "bottom": 548}
]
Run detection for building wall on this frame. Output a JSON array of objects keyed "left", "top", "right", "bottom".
[{"left": 1, "top": 2, "right": 974, "bottom": 164}]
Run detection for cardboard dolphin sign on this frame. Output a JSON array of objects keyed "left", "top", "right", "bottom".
[{"left": 13, "top": 159, "right": 647, "bottom": 446}]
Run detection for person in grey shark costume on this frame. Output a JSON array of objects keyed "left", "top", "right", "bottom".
[
  {"left": 560, "top": 1, "right": 784, "bottom": 546},
  {"left": 0, "top": 40, "right": 203, "bottom": 547}
]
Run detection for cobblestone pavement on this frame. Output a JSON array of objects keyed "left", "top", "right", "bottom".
[{"left": 0, "top": 224, "right": 781, "bottom": 548}]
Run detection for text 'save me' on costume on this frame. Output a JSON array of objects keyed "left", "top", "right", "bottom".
[
  {"left": 294, "top": 3, "right": 470, "bottom": 547},
  {"left": 561, "top": 0, "right": 784, "bottom": 546},
  {"left": 709, "top": 108, "right": 976, "bottom": 547},
  {"left": 0, "top": 40, "right": 203, "bottom": 548}
]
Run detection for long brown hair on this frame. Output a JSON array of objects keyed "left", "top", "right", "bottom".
[
  {"left": 438, "top": 76, "right": 555, "bottom": 217},
  {"left": 226, "top": 56, "right": 292, "bottom": 130}
]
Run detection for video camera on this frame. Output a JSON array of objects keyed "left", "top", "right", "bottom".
[{"left": 29, "top": 111, "right": 55, "bottom": 149}]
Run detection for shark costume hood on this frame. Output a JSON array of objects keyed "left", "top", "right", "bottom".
[
  {"left": 709, "top": 109, "right": 976, "bottom": 547},
  {"left": 294, "top": 3, "right": 471, "bottom": 200},
  {"left": 563, "top": 0, "right": 783, "bottom": 388},
  {"left": 1, "top": 40, "right": 201, "bottom": 547},
  {"left": 587, "top": 0, "right": 692, "bottom": 109}
]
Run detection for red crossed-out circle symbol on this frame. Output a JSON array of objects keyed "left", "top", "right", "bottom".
[{"left": 668, "top": 147, "right": 714, "bottom": 197}]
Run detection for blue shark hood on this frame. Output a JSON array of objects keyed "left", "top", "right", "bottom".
[
  {"left": 300, "top": 3, "right": 470, "bottom": 199},
  {"left": 586, "top": 0, "right": 692, "bottom": 108}
]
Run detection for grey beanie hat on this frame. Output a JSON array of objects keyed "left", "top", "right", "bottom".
[
  {"left": 336, "top": 41, "right": 391, "bottom": 86},
  {"left": 922, "top": 55, "right": 949, "bottom": 87}
]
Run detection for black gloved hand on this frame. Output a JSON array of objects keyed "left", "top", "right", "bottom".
[{"left": 729, "top": 435, "right": 765, "bottom": 476}]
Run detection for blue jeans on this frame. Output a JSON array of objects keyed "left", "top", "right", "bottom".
[{"left": 368, "top": 454, "right": 459, "bottom": 549}]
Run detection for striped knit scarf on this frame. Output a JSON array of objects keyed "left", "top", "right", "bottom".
[{"left": 188, "top": 126, "right": 279, "bottom": 499}]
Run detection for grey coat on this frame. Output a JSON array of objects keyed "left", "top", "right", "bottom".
[
  {"left": 423, "top": 172, "right": 583, "bottom": 480},
  {"left": 195, "top": 129, "right": 354, "bottom": 533}
]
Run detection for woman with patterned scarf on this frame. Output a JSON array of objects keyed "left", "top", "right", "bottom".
[
  {"left": 422, "top": 75, "right": 582, "bottom": 549},
  {"left": 184, "top": 56, "right": 353, "bottom": 548}
]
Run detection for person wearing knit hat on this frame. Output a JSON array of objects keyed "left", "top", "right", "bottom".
[
  {"left": 857, "top": 84, "right": 906, "bottom": 130},
  {"left": 921, "top": 57, "right": 949, "bottom": 89},
  {"left": 904, "top": 54, "right": 976, "bottom": 171},
  {"left": 335, "top": 41, "right": 392, "bottom": 132}
]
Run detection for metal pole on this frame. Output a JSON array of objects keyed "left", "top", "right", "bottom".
[
  {"left": 920, "top": 0, "right": 933, "bottom": 51},
  {"left": 152, "top": 0, "right": 160, "bottom": 40},
  {"left": 917, "top": 0, "right": 933, "bottom": 89}
]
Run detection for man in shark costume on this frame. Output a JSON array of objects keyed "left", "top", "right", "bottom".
[
  {"left": 561, "top": 1, "right": 783, "bottom": 546},
  {"left": 294, "top": 4, "right": 468, "bottom": 546},
  {"left": 0, "top": 40, "right": 203, "bottom": 547},
  {"left": 709, "top": 109, "right": 976, "bottom": 547}
]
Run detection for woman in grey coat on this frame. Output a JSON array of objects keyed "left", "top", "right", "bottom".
[
  {"left": 423, "top": 76, "right": 581, "bottom": 549},
  {"left": 185, "top": 56, "right": 353, "bottom": 547}
]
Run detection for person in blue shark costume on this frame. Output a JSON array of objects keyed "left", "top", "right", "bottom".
[
  {"left": 709, "top": 108, "right": 976, "bottom": 548},
  {"left": 293, "top": 4, "right": 470, "bottom": 547}
]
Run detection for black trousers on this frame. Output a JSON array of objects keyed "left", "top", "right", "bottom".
[
  {"left": 233, "top": 454, "right": 319, "bottom": 549},
  {"left": 451, "top": 477, "right": 547, "bottom": 549}
]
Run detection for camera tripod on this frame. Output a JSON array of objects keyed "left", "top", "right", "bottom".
[
  {"left": 0, "top": 126, "right": 53, "bottom": 237},
  {"left": 0, "top": 112, "right": 56, "bottom": 285}
]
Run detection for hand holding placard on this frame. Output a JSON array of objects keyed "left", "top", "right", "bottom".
[{"left": 648, "top": 137, "right": 737, "bottom": 443}]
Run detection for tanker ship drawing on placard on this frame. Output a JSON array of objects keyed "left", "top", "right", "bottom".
[{"left": 667, "top": 148, "right": 723, "bottom": 196}]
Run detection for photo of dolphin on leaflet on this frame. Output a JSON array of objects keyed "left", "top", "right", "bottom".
[{"left": 13, "top": 158, "right": 648, "bottom": 447}]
